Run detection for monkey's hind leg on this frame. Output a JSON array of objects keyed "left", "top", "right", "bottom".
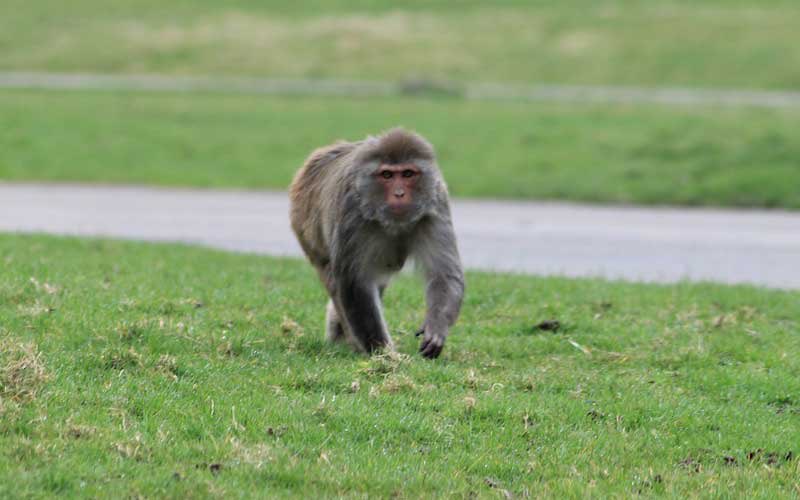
[
  {"left": 325, "top": 300, "right": 347, "bottom": 343},
  {"left": 325, "top": 300, "right": 364, "bottom": 351}
]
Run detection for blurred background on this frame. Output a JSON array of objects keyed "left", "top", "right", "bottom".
[{"left": 1, "top": 0, "right": 799, "bottom": 209}]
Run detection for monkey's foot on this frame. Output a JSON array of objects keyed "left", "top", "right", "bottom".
[
  {"left": 419, "top": 332, "right": 445, "bottom": 359},
  {"left": 362, "top": 337, "right": 394, "bottom": 354},
  {"left": 326, "top": 321, "right": 347, "bottom": 343}
]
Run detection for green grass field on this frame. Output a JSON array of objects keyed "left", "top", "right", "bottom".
[
  {"left": 2, "top": 0, "right": 800, "bottom": 89},
  {"left": 3, "top": 89, "right": 799, "bottom": 209},
  {"left": 1, "top": 234, "right": 799, "bottom": 497}
]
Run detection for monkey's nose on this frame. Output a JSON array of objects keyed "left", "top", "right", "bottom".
[{"left": 394, "top": 188, "right": 405, "bottom": 198}]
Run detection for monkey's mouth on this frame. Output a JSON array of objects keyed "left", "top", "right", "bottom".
[{"left": 387, "top": 202, "right": 413, "bottom": 216}]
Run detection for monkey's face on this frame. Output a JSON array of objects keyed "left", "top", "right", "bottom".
[
  {"left": 355, "top": 156, "right": 439, "bottom": 232},
  {"left": 374, "top": 163, "right": 421, "bottom": 217}
]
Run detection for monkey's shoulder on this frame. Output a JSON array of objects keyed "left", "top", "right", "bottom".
[{"left": 303, "top": 141, "right": 360, "bottom": 174}]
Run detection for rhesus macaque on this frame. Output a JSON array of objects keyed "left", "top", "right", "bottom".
[{"left": 289, "top": 128, "right": 464, "bottom": 358}]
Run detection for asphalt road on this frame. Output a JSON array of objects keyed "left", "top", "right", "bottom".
[{"left": 1, "top": 183, "right": 798, "bottom": 289}]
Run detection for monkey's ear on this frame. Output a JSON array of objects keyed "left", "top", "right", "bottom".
[{"left": 432, "top": 179, "right": 451, "bottom": 206}]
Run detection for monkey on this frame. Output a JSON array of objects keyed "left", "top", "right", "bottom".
[{"left": 289, "top": 128, "right": 464, "bottom": 358}]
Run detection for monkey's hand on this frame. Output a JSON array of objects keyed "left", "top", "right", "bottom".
[{"left": 419, "top": 328, "right": 446, "bottom": 359}]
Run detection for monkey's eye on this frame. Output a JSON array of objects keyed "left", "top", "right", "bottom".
[
  {"left": 401, "top": 169, "right": 415, "bottom": 178},
  {"left": 380, "top": 170, "right": 393, "bottom": 179}
]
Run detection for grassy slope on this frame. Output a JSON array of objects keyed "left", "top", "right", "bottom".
[
  {"left": 1, "top": 234, "right": 799, "bottom": 497},
  {"left": 1, "top": 1, "right": 800, "bottom": 89},
  {"left": 2, "top": 89, "right": 800, "bottom": 209}
]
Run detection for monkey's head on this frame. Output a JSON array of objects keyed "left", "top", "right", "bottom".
[{"left": 353, "top": 128, "right": 445, "bottom": 231}]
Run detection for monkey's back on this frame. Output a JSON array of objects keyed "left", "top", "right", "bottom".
[{"left": 289, "top": 141, "right": 360, "bottom": 267}]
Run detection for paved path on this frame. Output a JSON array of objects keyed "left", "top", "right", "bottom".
[
  {"left": 1, "top": 183, "right": 798, "bottom": 289},
  {"left": 3, "top": 72, "right": 800, "bottom": 109}
]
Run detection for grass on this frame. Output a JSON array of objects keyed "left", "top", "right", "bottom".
[
  {"left": 2, "top": 1, "right": 800, "bottom": 89},
  {"left": 2, "top": 89, "right": 800, "bottom": 209},
  {"left": 1, "top": 233, "right": 799, "bottom": 497}
]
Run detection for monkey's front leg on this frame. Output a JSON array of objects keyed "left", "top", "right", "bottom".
[
  {"left": 336, "top": 277, "right": 393, "bottom": 353},
  {"left": 419, "top": 270, "right": 465, "bottom": 358}
]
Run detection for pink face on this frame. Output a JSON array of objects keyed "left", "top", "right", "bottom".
[{"left": 375, "top": 163, "right": 421, "bottom": 215}]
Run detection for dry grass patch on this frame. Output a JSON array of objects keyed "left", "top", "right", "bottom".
[
  {"left": 0, "top": 336, "right": 48, "bottom": 405},
  {"left": 228, "top": 437, "right": 274, "bottom": 470},
  {"left": 371, "top": 373, "right": 417, "bottom": 396}
]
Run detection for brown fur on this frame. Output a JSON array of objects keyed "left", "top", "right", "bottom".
[
  {"left": 289, "top": 140, "right": 357, "bottom": 273},
  {"left": 360, "top": 128, "right": 435, "bottom": 164}
]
